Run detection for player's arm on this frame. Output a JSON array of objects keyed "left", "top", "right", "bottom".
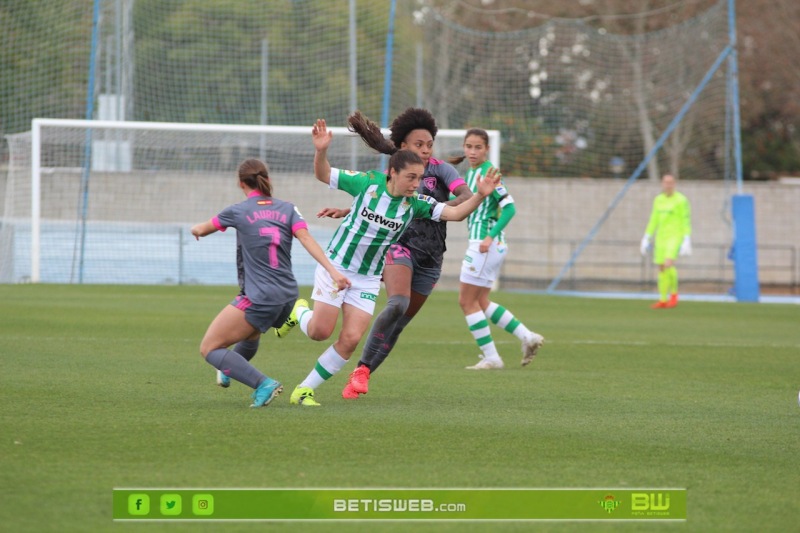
[
  {"left": 294, "top": 228, "right": 351, "bottom": 290},
  {"left": 312, "top": 118, "right": 333, "bottom": 185},
  {"left": 641, "top": 198, "right": 658, "bottom": 255},
  {"left": 439, "top": 167, "right": 501, "bottom": 222},
  {"left": 481, "top": 191, "right": 516, "bottom": 252},
  {"left": 317, "top": 207, "right": 351, "bottom": 219},
  {"left": 191, "top": 220, "right": 218, "bottom": 240},
  {"left": 679, "top": 197, "right": 692, "bottom": 256},
  {"left": 446, "top": 182, "right": 473, "bottom": 206}
]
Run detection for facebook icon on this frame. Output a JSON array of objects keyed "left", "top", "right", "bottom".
[{"left": 128, "top": 494, "right": 150, "bottom": 515}]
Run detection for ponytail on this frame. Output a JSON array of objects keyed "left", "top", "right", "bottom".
[
  {"left": 238, "top": 159, "right": 272, "bottom": 197},
  {"left": 448, "top": 154, "right": 467, "bottom": 165},
  {"left": 348, "top": 110, "right": 398, "bottom": 155}
]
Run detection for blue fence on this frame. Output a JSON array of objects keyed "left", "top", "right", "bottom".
[{"left": 3, "top": 220, "right": 331, "bottom": 285}]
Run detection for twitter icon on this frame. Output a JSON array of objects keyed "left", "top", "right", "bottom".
[{"left": 160, "top": 494, "right": 182, "bottom": 516}]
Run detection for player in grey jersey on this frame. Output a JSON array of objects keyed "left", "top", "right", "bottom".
[
  {"left": 191, "top": 159, "right": 349, "bottom": 408},
  {"left": 314, "top": 108, "right": 474, "bottom": 399}
]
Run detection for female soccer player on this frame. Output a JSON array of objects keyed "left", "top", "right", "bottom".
[
  {"left": 452, "top": 129, "right": 544, "bottom": 370},
  {"left": 191, "top": 159, "right": 350, "bottom": 408},
  {"left": 284, "top": 119, "right": 499, "bottom": 406},
  {"left": 640, "top": 174, "right": 692, "bottom": 308},
  {"left": 307, "top": 108, "right": 473, "bottom": 399}
]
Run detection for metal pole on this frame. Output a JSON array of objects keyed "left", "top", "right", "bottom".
[
  {"left": 31, "top": 120, "right": 41, "bottom": 283},
  {"left": 380, "top": 0, "right": 397, "bottom": 127},
  {"left": 416, "top": 43, "right": 423, "bottom": 108},
  {"left": 348, "top": 0, "right": 358, "bottom": 170},
  {"left": 727, "top": 0, "right": 743, "bottom": 194},
  {"left": 77, "top": 0, "right": 102, "bottom": 283},
  {"left": 379, "top": 0, "right": 397, "bottom": 170},
  {"left": 260, "top": 38, "right": 268, "bottom": 161}
]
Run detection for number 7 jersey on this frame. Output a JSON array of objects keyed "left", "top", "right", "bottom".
[{"left": 212, "top": 190, "right": 308, "bottom": 305}]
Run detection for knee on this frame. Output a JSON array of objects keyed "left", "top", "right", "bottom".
[
  {"left": 458, "top": 293, "right": 473, "bottom": 313},
  {"left": 307, "top": 322, "right": 334, "bottom": 342},
  {"left": 385, "top": 295, "right": 410, "bottom": 321},
  {"left": 199, "top": 342, "right": 212, "bottom": 359}
]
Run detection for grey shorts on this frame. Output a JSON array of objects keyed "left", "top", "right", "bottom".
[
  {"left": 231, "top": 295, "right": 294, "bottom": 333},
  {"left": 384, "top": 244, "right": 441, "bottom": 296}
]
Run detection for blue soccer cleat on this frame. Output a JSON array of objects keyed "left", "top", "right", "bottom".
[
  {"left": 250, "top": 378, "right": 283, "bottom": 408},
  {"left": 216, "top": 370, "right": 231, "bottom": 388}
]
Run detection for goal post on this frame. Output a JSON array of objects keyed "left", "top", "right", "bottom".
[{"left": 11, "top": 118, "right": 499, "bottom": 284}]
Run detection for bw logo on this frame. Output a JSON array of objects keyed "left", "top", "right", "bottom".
[{"left": 631, "top": 493, "right": 670, "bottom": 512}]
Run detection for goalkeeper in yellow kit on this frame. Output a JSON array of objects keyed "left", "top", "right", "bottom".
[{"left": 640, "top": 174, "right": 691, "bottom": 308}]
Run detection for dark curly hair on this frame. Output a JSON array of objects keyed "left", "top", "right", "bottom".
[{"left": 348, "top": 107, "right": 438, "bottom": 156}]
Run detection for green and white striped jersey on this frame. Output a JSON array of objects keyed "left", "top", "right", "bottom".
[
  {"left": 326, "top": 168, "right": 445, "bottom": 275},
  {"left": 464, "top": 161, "right": 514, "bottom": 242}
]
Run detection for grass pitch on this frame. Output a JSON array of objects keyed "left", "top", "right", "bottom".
[{"left": 0, "top": 284, "right": 798, "bottom": 532}]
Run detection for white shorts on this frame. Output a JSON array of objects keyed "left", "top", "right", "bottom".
[
  {"left": 459, "top": 239, "right": 508, "bottom": 288},
  {"left": 311, "top": 264, "right": 381, "bottom": 315}
]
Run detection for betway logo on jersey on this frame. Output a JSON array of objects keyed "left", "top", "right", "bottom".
[{"left": 359, "top": 206, "right": 404, "bottom": 231}]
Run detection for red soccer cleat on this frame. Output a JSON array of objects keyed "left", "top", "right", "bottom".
[
  {"left": 341, "top": 382, "right": 360, "bottom": 400},
  {"left": 349, "top": 365, "right": 371, "bottom": 394},
  {"left": 651, "top": 301, "right": 668, "bottom": 309},
  {"left": 667, "top": 293, "right": 679, "bottom": 307}
]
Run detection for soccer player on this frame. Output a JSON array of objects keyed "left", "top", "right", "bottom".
[
  {"left": 451, "top": 129, "right": 544, "bottom": 370},
  {"left": 284, "top": 119, "right": 500, "bottom": 406},
  {"left": 308, "top": 108, "right": 473, "bottom": 399},
  {"left": 191, "top": 159, "right": 350, "bottom": 408},
  {"left": 640, "top": 174, "right": 692, "bottom": 308}
]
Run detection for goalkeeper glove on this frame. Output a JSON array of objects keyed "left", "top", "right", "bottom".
[
  {"left": 679, "top": 236, "right": 692, "bottom": 256},
  {"left": 640, "top": 235, "right": 652, "bottom": 256}
]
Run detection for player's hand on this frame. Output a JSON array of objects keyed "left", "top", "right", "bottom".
[
  {"left": 476, "top": 166, "right": 501, "bottom": 197},
  {"left": 191, "top": 224, "right": 204, "bottom": 240},
  {"left": 679, "top": 236, "right": 692, "bottom": 256},
  {"left": 640, "top": 235, "right": 651, "bottom": 256},
  {"left": 317, "top": 207, "right": 350, "bottom": 219},
  {"left": 332, "top": 271, "right": 351, "bottom": 291},
  {"left": 311, "top": 119, "right": 333, "bottom": 151},
  {"left": 479, "top": 236, "right": 493, "bottom": 254}
]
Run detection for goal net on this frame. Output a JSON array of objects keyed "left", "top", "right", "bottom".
[
  {"left": 1, "top": 119, "right": 498, "bottom": 284},
  {"left": 2, "top": 0, "right": 768, "bottom": 294}
]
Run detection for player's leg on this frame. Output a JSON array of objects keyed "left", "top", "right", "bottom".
[
  {"left": 460, "top": 282, "right": 503, "bottom": 369},
  {"left": 279, "top": 264, "right": 343, "bottom": 340},
  {"left": 459, "top": 241, "right": 504, "bottom": 369},
  {"left": 357, "top": 259, "right": 412, "bottom": 370},
  {"left": 483, "top": 299, "right": 544, "bottom": 367},
  {"left": 364, "top": 259, "right": 440, "bottom": 374},
  {"left": 216, "top": 328, "right": 261, "bottom": 388},
  {"left": 480, "top": 243, "right": 544, "bottom": 365},
  {"left": 200, "top": 302, "right": 282, "bottom": 407},
  {"left": 664, "top": 257, "right": 679, "bottom": 307},
  {"left": 292, "top": 274, "right": 379, "bottom": 406}
]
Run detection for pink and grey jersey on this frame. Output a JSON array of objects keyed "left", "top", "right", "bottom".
[
  {"left": 212, "top": 191, "right": 308, "bottom": 306},
  {"left": 397, "top": 157, "right": 466, "bottom": 269}
]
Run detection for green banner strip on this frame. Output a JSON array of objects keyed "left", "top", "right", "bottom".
[{"left": 113, "top": 488, "right": 686, "bottom": 521}]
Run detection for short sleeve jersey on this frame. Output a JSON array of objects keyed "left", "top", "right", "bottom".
[
  {"left": 465, "top": 161, "right": 514, "bottom": 243},
  {"left": 644, "top": 191, "right": 691, "bottom": 242},
  {"left": 213, "top": 191, "right": 308, "bottom": 305},
  {"left": 397, "top": 157, "right": 467, "bottom": 269},
  {"left": 327, "top": 168, "right": 445, "bottom": 276}
]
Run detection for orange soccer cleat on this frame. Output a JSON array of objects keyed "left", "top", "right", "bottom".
[{"left": 651, "top": 300, "right": 669, "bottom": 309}]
